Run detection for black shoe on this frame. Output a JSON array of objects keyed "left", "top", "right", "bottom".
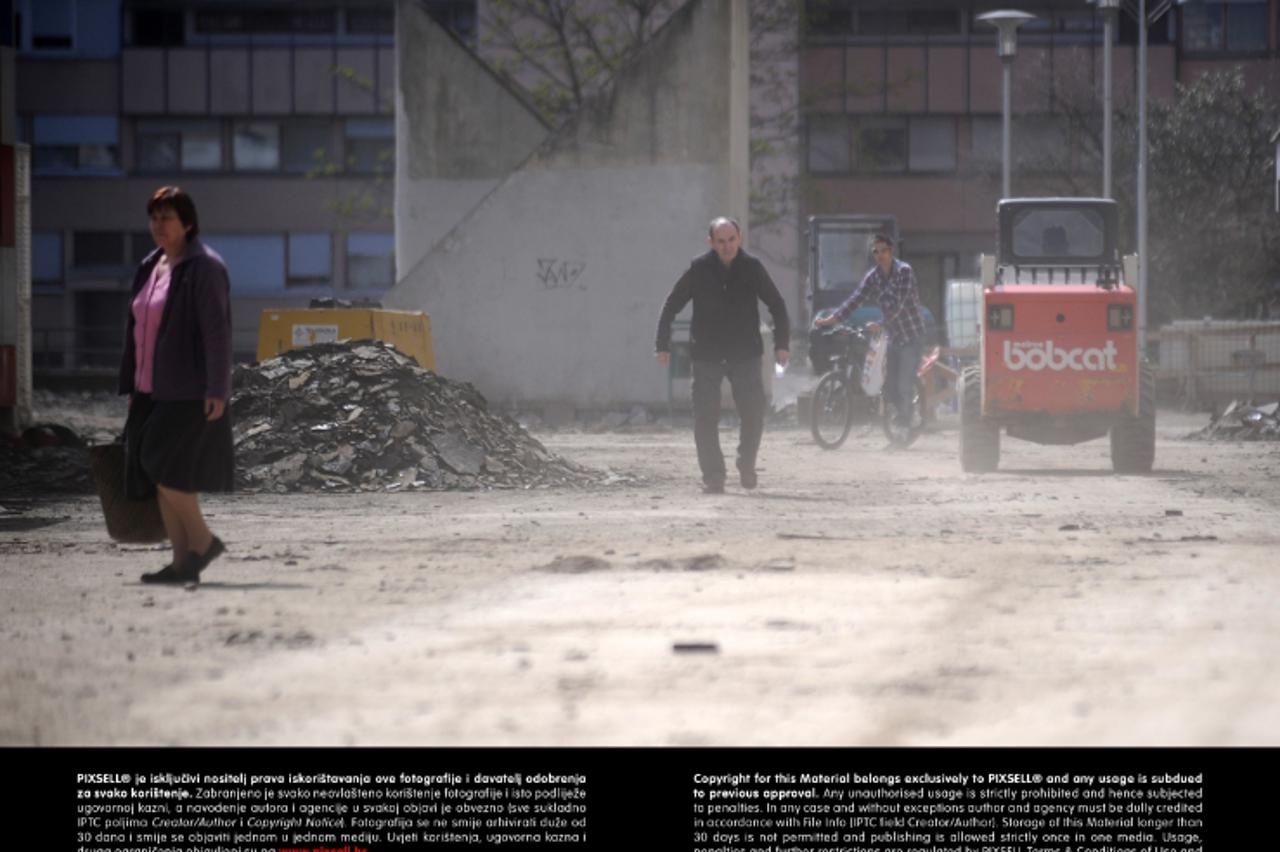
[
  {"left": 141, "top": 561, "right": 195, "bottom": 584},
  {"left": 736, "top": 459, "right": 757, "bottom": 490},
  {"left": 702, "top": 481, "right": 725, "bottom": 494},
  {"left": 140, "top": 562, "right": 178, "bottom": 583},
  {"left": 187, "top": 536, "right": 225, "bottom": 578}
]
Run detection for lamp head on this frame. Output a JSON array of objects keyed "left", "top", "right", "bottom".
[{"left": 977, "top": 9, "right": 1037, "bottom": 58}]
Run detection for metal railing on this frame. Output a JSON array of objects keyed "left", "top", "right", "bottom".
[{"left": 1150, "top": 321, "right": 1280, "bottom": 408}]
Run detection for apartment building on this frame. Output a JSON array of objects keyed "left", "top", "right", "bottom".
[
  {"left": 12, "top": 0, "right": 472, "bottom": 370},
  {"left": 14, "top": 0, "right": 1278, "bottom": 377},
  {"left": 799, "top": 0, "right": 1280, "bottom": 326},
  {"left": 2, "top": 0, "right": 25, "bottom": 431}
]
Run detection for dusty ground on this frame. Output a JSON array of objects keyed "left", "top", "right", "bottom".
[{"left": 2, "top": 401, "right": 1278, "bottom": 748}]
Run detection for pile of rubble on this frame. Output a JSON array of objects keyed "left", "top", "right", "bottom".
[
  {"left": 230, "top": 340, "right": 606, "bottom": 491},
  {"left": 0, "top": 424, "right": 95, "bottom": 495},
  {"left": 1191, "top": 400, "right": 1280, "bottom": 441}
]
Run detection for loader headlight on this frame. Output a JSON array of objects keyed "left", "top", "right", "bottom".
[
  {"left": 1108, "top": 304, "right": 1134, "bottom": 331},
  {"left": 987, "top": 304, "right": 1014, "bottom": 330}
]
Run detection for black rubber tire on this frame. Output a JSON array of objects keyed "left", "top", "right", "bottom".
[
  {"left": 1110, "top": 362, "right": 1156, "bottom": 474},
  {"left": 960, "top": 366, "right": 1000, "bottom": 472},
  {"left": 883, "top": 377, "right": 925, "bottom": 447},
  {"left": 811, "top": 371, "right": 855, "bottom": 450}
]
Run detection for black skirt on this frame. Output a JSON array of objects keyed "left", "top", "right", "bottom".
[{"left": 125, "top": 393, "right": 235, "bottom": 498}]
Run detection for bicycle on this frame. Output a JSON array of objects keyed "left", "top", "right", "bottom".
[{"left": 809, "top": 321, "right": 929, "bottom": 450}]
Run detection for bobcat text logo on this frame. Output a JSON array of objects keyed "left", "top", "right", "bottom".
[{"left": 1003, "top": 340, "right": 1118, "bottom": 372}]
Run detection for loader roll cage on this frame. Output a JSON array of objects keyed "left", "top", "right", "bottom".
[{"left": 995, "top": 198, "right": 1124, "bottom": 289}]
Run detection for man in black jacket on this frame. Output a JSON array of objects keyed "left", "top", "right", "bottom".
[{"left": 655, "top": 217, "right": 790, "bottom": 493}]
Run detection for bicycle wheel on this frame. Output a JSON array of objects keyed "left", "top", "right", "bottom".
[
  {"left": 811, "top": 371, "right": 855, "bottom": 450},
  {"left": 882, "top": 377, "right": 925, "bottom": 447},
  {"left": 848, "top": 391, "right": 882, "bottom": 438}
]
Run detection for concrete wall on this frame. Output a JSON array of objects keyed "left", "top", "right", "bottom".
[
  {"left": 393, "top": 0, "right": 549, "bottom": 277},
  {"left": 387, "top": 0, "right": 750, "bottom": 406}
]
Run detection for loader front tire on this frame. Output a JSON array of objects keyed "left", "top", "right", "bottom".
[{"left": 960, "top": 366, "right": 999, "bottom": 472}]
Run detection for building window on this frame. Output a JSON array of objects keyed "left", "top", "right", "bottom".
[
  {"left": 131, "top": 8, "right": 186, "bottom": 47},
  {"left": 973, "top": 115, "right": 1072, "bottom": 174},
  {"left": 860, "top": 8, "right": 961, "bottom": 36},
  {"left": 1019, "top": 9, "right": 1099, "bottom": 36},
  {"left": 807, "top": 115, "right": 851, "bottom": 173},
  {"left": 195, "top": 8, "right": 337, "bottom": 35},
  {"left": 288, "top": 233, "right": 332, "bottom": 286},
  {"left": 132, "top": 232, "right": 158, "bottom": 265},
  {"left": 344, "top": 119, "right": 394, "bottom": 174},
  {"left": 1118, "top": 7, "right": 1176, "bottom": 45},
  {"left": 970, "top": 116, "right": 1004, "bottom": 172},
  {"left": 283, "top": 120, "right": 335, "bottom": 174},
  {"left": 808, "top": 114, "right": 957, "bottom": 175},
  {"left": 1014, "top": 116, "right": 1071, "bottom": 173},
  {"left": 422, "top": 1, "right": 477, "bottom": 43},
  {"left": 233, "top": 121, "right": 281, "bottom": 171},
  {"left": 137, "top": 120, "right": 223, "bottom": 171},
  {"left": 26, "top": 0, "right": 74, "bottom": 50},
  {"left": 209, "top": 234, "right": 286, "bottom": 294},
  {"left": 76, "top": 292, "right": 132, "bottom": 368},
  {"left": 907, "top": 116, "right": 957, "bottom": 172},
  {"left": 346, "top": 233, "right": 395, "bottom": 290},
  {"left": 346, "top": 7, "right": 394, "bottom": 35},
  {"left": 72, "top": 231, "right": 127, "bottom": 270},
  {"left": 805, "top": 3, "right": 964, "bottom": 39},
  {"left": 855, "top": 117, "right": 907, "bottom": 173},
  {"left": 31, "top": 115, "right": 120, "bottom": 175},
  {"left": 33, "top": 232, "right": 64, "bottom": 284},
  {"left": 1182, "top": 0, "right": 1269, "bottom": 53},
  {"left": 806, "top": 0, "right": 853, "bottom": 36}
]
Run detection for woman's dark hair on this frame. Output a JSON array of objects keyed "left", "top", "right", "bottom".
[{"left": 147, "top": 186, "right": 199, "bottom": 240}]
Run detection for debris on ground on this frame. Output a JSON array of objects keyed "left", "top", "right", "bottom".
[
  {"left": 1189, "top": 400, "right": 1280, "bottom": 441},
  {"left": 672, "top": 642, "right": 720, "bottom": 654},
  {"left": 230, "top": 339, "right": 617, "bottom": 492},
  {"left": 0, "top": 424, "right": 95, "bottom": 495}
]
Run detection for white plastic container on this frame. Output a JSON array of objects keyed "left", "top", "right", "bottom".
[{"left": 945, "top": 279, "right": 983, "bottom": 350}]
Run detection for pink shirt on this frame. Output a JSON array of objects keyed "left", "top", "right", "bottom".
[{"left": 131, "top": 260, "right": 172, "bottom": 393}]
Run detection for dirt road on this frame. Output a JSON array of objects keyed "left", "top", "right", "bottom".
[{"left": 2, "top": 410, "right": 1278, "bottom": 747}]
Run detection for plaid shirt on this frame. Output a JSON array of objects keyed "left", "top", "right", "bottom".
[{"left": 830, "top": 258, "right": 926, "bottom": 345}]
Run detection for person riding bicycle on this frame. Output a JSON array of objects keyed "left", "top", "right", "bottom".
[{"left": 813, "top": 233, "right": 925, "bottom": 439}]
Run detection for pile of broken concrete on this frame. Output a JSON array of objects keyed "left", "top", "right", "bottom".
[
  {"left": 0, "top": 424, "right": 95, "bottom": 495},
  {"left": 230, "top": 340, "right": 604, "bottom": 492},
  {"left": 1191, "top": 400, "right": 1280, "bottom": 441}
]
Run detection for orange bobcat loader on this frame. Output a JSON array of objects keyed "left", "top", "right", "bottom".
[{"left": 960, "top": 198, "right": 1154, "bottom": 473}]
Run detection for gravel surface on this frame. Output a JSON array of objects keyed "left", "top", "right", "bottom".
[{"left": 2, "top": 407, "right": 1278, "bottom": 747}]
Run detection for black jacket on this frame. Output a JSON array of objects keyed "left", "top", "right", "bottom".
[
  {"left": 655, "top": 249, "right": 790, "bottom": 362},
  {"left": 119, "top": 239, "right": 233, "bottom": 401}
]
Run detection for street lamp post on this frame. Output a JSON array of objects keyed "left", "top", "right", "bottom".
[
  {"left": 1092, "top": 0, "right": 1121, "bottom": 198},
  {"left": 1137, "top": 0, "right": 1148, "bottom": 351},
  {"left": 977, "top": 10, "right": 1036, "bottom": 199},
  {"left": 1092, "top": 0, "right": 1187, "bottom": 350}
]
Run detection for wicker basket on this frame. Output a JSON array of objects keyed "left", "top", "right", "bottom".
[{"left": 89, "top": 443, "right": 167, "bottom": 544}]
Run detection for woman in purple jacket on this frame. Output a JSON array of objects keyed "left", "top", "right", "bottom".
[{"left": 119, "top": 186, "right": 234, "bottom": 584}]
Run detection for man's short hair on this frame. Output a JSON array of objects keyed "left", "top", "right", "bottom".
[
  {"left": 708, "top": 216, "right": 741, "bottom": 238},
  {"left": 872, "top": 233, "right": 894, "bottom": 248}
]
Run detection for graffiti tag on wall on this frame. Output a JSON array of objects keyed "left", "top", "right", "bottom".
[{"left": 537, "top": 258, "right": 587, "bottom": 291}]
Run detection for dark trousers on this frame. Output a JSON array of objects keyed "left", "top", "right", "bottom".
[
  {"left": 691, "top": 357, "right": 765, "bottom": 485},
  {"left": 886, "top": 339, "right": 923, "bottom": 426}
]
